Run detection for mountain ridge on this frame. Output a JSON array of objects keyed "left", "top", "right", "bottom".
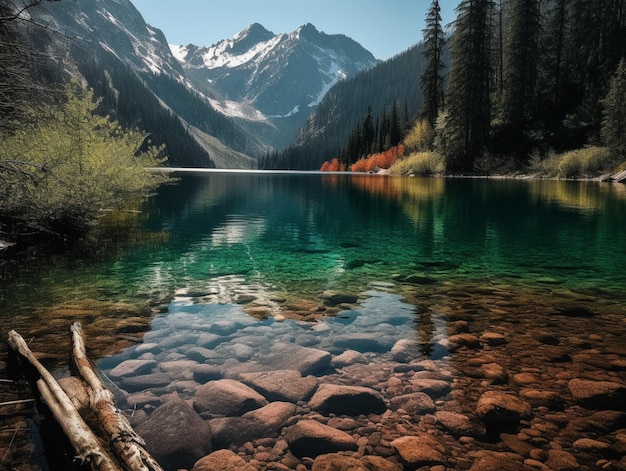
[
  {"left": 170, "top": 22, "right": 378, "bottom": 149},
  {"left": 26, "top": 0, "right": 379, "bottom": 166}
]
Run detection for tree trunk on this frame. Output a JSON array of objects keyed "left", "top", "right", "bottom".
[{"left": 8, "top": 329, "right": 120, "bottom": 470}]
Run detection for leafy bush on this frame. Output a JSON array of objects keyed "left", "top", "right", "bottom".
[
  {"left": 389, "top": 151, "right": 445, "bottom": 176},
  {"left": 0, "top": 84, "right": 171, "bottom": 236},
  {"left": 404, "top": 119, "right": 435, "bottom": 152},
  {"left": 350, "top": 145, "right": 405, "bottom": 172},
  {"left": 530, "top": 147, "right": 620, "bottom": 178}
]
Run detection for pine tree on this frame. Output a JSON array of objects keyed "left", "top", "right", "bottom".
[
  {"left": 440, "top": 0, "right": 495, "bottom": 172},
  {"left": 602, "top": 58, "right": 626, "bottom": 157},
  {"left": 501, "top": 0, "right": 541, "bottom": 126},
  {"left": 419, "top": 0, "right": 446, "bottom": 127}
]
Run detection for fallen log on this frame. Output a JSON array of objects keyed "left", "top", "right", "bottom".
[
  {"left": 70, "top": 322, "right": 164, "bottom": 471},
  {"left": 8, "top": 330, "right": 119, "bottom": 470},
  {"left": 8, "top": 325, "right": 164, "bottom": 471}
]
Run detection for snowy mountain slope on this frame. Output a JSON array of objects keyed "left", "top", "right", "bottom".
[
  {"left": 27, "top": 0, "right": 262, "bottom": 167},
  {"left": 172, "top": 23, "right": 378, "bottom": 148},
  {"left": 33, "top": 0, "right": 185, "bottom": 80}
]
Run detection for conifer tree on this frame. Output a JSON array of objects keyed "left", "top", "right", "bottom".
[
  {"left": 419, "top": 0, "right": 446, "bottom": 127},
  {"left": 602, "top": 58, "right": 626, "bottom": 157},
  {"left": 439, "top": 0, "right": 494, "bottom": 172},
  {"left": 501, "top": 0, "right": 540, "bottom": 126}
]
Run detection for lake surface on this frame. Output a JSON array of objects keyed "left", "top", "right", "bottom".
[{"left": 2, "top": 172, "right": 626, "bottom": 470}]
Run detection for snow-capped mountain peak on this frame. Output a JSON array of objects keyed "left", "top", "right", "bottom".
[{"left": 171, "top": 23, "right": 377, "bottom": 129}]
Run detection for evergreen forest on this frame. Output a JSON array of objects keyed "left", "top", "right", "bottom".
[{"left": 265, "top": 0, "right": 626, "bottom": 174}]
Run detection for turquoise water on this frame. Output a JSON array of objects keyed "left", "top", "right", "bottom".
[
  {"left": 2, "top": 172, "right": 626, "bottom": 326},
  {"left": 3, "top": 172, "right": 626, "bottom": 469}
]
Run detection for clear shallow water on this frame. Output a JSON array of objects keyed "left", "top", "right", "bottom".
[
  {"left": 3, "top": 173, "right": 626, "bottom": 469},
  {"left": 2, "top": 173, "right": 626, "bottom": 342}
]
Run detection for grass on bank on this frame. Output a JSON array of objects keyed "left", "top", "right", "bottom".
[
  {"left": 387, "top": 146, "right": 624, "bottom": 179},
  {"left": 388, "top": 151, "right": 445, "bottom": 176},
  {"left": 529, "top": 146, "right": 624, "bottom": 179}
]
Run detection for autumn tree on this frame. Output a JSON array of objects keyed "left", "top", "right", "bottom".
[{"left": 419, "top": 0, "right": 446, "bottom": 127}]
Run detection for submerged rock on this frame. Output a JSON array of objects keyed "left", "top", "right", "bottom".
[
  {"left": 311, "top": 453, "right": 401, "bottom": 471},
  {"left": 194, "top": 379, "right": 268, "bottom": 417},
  {"left": 284, "top": 420, "right": 358, "bottom": 458},
  {"left": 434, "top": 410, "right": 486, "bottom": 438},
  {"left": 390, "top": 434, "right": 447, "bottom": 468},
  {"left": 476, "top": 391, "right": 532, "bottom": 429},
  {"left": 264, "top": 342, "right": 332, "bottom": 375},
  {"left": 239, "top": 369, "right": 319, "bottom": 403},
  {"left": 567, "top": 378, "right": 626, "bottom": 410},
  {"left": 192, "top": 449, "right": 255, "bottom": 471},
  {"left": 108, "top": 359, "right": 157, "bottom": 378},
  {"left": 136, "top": 400, "right": 212, "bottom": 471},
  {"left": 208, "top": 417, "right": 271, "bottom": 448},
  {"left": 308, "top": 384, "right": 387, "bottom": 416}
]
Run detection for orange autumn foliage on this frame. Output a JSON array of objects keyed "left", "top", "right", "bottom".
[
  {"left": 320, "top": 158, "right": 342, "bottom": 172},
  {"left": 350, "top": 144, "right": 405, "bottom": 172}
]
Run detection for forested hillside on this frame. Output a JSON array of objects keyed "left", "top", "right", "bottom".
[
  {"left": 265, "top": 0, "right": 626, "bottom": 173},
  {"left": 260, "top": 44, "right": 431, "bottom": 170}
]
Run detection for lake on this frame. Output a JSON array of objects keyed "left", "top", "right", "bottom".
[{"left": 2, "top": 172, "right": 626, "bottom": 470}]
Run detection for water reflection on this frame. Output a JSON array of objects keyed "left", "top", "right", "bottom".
[{"left": 3, "top": 173, "right": 626, "bottom": 470}]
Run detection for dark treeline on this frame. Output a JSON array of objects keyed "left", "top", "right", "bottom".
[
  {"left": 259, "top": 44, "right": 430, "bottom": 170},
  {"left": 263, "top": 0, "right": 626, "bottom": 172},
  {"left": 433, "top": 0, "right": 626, "bottom": 172}
]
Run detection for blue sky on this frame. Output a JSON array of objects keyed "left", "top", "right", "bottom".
[{"left": 131, "top": 0, "right": 458, "bottom": 60}]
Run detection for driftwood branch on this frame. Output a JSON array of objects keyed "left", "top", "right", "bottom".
[
  {"left": 7, "top": 329, "right": 119, "bottom": 470},
  {"left": 70, "top": 322, "right": 164, "bottom": 471}
]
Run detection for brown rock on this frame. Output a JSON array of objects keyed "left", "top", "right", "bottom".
[
  {"left": 573, "top": 438, "right": 613, "bottom": 454},
  {"left": 476, "top": 391, "right": 532, "bottom": 429},
  {"left": 520, "top": 389, "right": 563, "bottom": 410},
  {"left": 480, "top": 332, "right": 507, "bottom": 346},
  {"left": 192, "top": 449, "right": 255, "bottom": 471},
  {"left": 545, "top": 449, "right": 579, "bottom": 471},
  {"left": 136, "top": 400, "right": 212, "bottom": 471},
  {"left": 194, "top": 379, "right": 268, "bottom": 417},
  {"left": 239, "top": 369, "right": 319, "bottom": 403},
  {"left": 448, "top": 333, "right": 481, "bottom": 350},
  {"left": 480, "top": 363, "right": 509, "bottom": 384},
  {"left": 389, "top": 392, "right": 436, "bottom": 415},
  {"left": 468, "top": 451, "right": 525, "bottom": 470},
  {"left": 242, "top": 401, "right": 297, "bottom": 431},
  {"left": 390, "top": 435, "right": 446, "bottom": 468},
  {"left": 309, "top": 384, "right": 387, "bottom": 416},
  {"left": 409, "top": 378, "right": 451, "bottom": 398},
  {"left": 284, "top": 420, "right": 358, "bottom": 458},
  {"left": 435, "top": 410, "right": 486, "bottom": 438},
  {"left": 567, "top": 378, "right": 626, "bottom": 410},
  {"left": 500, "top": 433, "right": 534, "bottom": 457},
  {"left": 312, "top": 453, "right": 401, "bottom": 471}
]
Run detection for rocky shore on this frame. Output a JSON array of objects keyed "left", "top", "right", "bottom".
[{"left": 88, "top": 280, "right": 626, "bottom": 471}]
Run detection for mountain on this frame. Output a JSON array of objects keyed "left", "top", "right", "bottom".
[
  {"left": 263, "top": 44, "right": 433, "bottom": 170},
  {"left": 171, "top": 23, "right": 378, "bottom": 149},
  {"left": 27, "top": 0, "right": 260, "bottom": 167}
]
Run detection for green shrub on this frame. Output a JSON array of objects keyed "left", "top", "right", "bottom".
[
  {"left": 403, "top": 119, "right": 435, "bottom": 152},
  {"left": 530, "top": 147, "right": 619, "bottom": 178},
  {"left": 0, "top": 84, "right": 172, "bottom": 236},
  {"left": 389, "top": 151, "right": 445, "bottom": 176}
]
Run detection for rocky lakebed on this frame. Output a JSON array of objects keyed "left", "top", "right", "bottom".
[
  {"left": 3, "top": 277, "right": 626, "bottom": 471},
  {"left": 92, "top": 277, "right": 626, "bottom": 471}
]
